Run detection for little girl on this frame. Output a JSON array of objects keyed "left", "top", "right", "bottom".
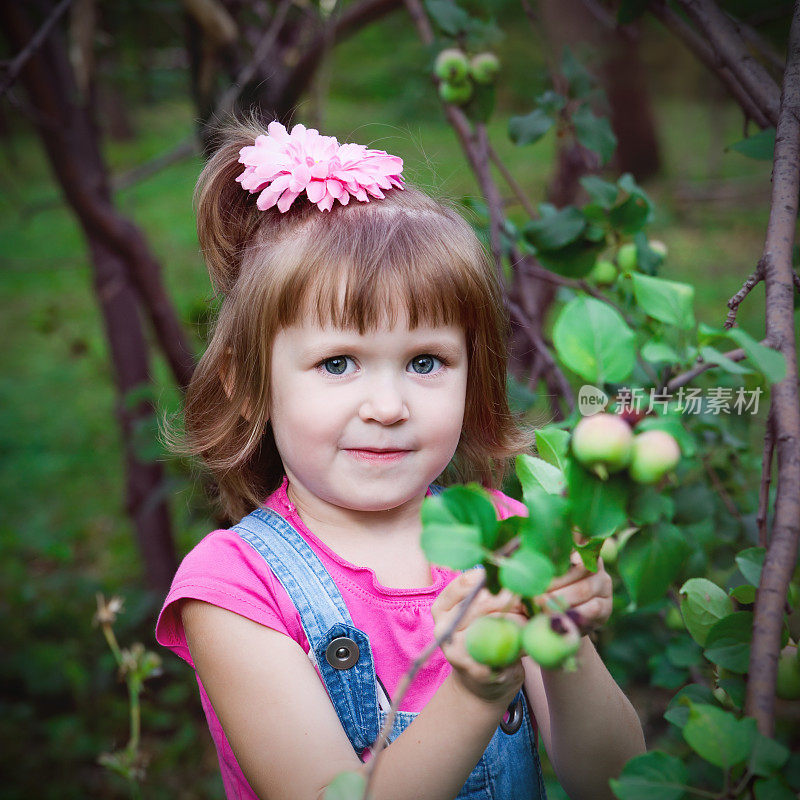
[{"left": 156, "top": 120, "right": 645, "bottom": 800}]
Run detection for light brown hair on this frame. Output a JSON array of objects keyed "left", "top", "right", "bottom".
[{"left": 170, "top": 118, "right": 534, "bottom": 522}]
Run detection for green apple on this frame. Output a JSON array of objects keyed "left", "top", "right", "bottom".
[
  {"left": 469, "top": 52, "right": 500, "bottom": 84},
  {"left": 521, "top": 614, "right": 580, "bottom": 670},
  {"left": 776, "top": 648, "right": 800, "bottom": 700},
  {"left": 617, "top": 243, "right": 638, "bottom": 273},
  {"left": 628, "top": 430, "right": 681, "bottom": 484},
  {"left": 649, "top": 239, "right": 668, "bottom": 259},
  {"left": 438, "top": 79, "right": 473, "bottom": 105},
  {"left": 571, "top": 413, "right": 634, "bottom": 480},
  {"left": 434, "top": 48, "right": 470, "bottom": 83},
  {"left": 465, "top": 616, "right": 523, "bottom": 668},
  {"left": 599, "top": 537, "right": 618, "bottom": 565},
  {"left": 589, "top": 258, "right": 618, "bottom": 286}
]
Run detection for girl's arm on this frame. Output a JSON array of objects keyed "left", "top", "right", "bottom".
[
  {"left": 524, "top": 641, "right": 646, "bottom": 800},
  {"left": 182, "top": 598, "right": 522, "bottom": 800}
]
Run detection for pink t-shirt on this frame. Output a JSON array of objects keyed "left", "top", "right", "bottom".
[{"left": 156, "top": 477, "right": 526, "bottom": 799}]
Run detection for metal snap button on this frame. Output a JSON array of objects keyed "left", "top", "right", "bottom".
[
  {"left": 499, "top": 695, "right": 524, "bottom": 735},
  {"left": 325, "top": 636, "right": 360, "bottom": 669}
]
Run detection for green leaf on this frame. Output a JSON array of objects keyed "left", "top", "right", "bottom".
[
  {"left": 424, "top": 0, "right": 470, "bottom": 35},
  {"left": 516, "top": 453, "right": 566, "bottom": 496},
  {"left": 609, "top": 193, "right": 652, "bottom": 235},
  {"left": 524, "top": 205, "right": 586, "bottom": 250},
  {"left": 561, "top": 47, "right": 594, "bottom": 98},
  {"left": 682, "top": 703, "right": 754, "bottom": 769},
  {"left": 730, "top": 584, "right": 756, "bottom": 604},
  {"left": 703, "top": 611, "right": 753, "bottom": 673},
  {"left": 534, "top": 427, "right": 570, "bottom": 472},
  {"left": 567, "top": 460, "right": 628, "bottom": 539},
  {"left": 609, "top": 751, "right": 689, "bottom": 800},
  {"left": 618, "top": 524, "right": 689, "bottom": 607},
  {"left": 535, "top": 237, "right": 604, "bottom": 278},
  {"left": 728, "top": 127, "right": 776, "bottom": 161},
  {"left": 324, "top": 769, "right": 367, "bottom": 800},
  {"left": 509, "top": 109, "right": 554, "bottom": 146},
  {"left": 748, "top": 729, "right": 790, "bottom": 777},
  {"left": 420, "top": 522, "right": 484, "bottom": 570},
  {"left": 641, "top": 339, "right": 682, "bottom": 364},
  {"left": 536, "top": 90, "right": 566, "bottom": 115},
  {"left": 575, "top": 537, "right": 602, "bottom": 571},
  {"left": 724, "top": 327, "right": 786, "bottom": 384},
  {"left": 498, "top": 547, "right": 556, "bottom": 596},
  {"left": 631, "top": 273, "right": 695, "bottom": 330},
  {"left": 630, "top": 486, "right": 675, "bottom": 525},
  {"left": 521, "top": 488, "right": 573, "bottom": 574},
  {"left": 552, "top": 296, "right": 636, "bottom": 384},
  {"left": 754, "top": 776, "right": 797, "bottom": 800},
  {"left": 736, "top": 547, "right": 766, "bottom": 587},
  {"left": 664, "top": 684, "right": 716, "bottom": 729},
  {"left": 698, "top": 345, "right": 754, "bottom": 375},
  {"left": 573, "top": 104, "right": 617, "bottom": 164},
  {"left": 666, "top": 636, "right": 702, "bottom": 668},
  {"left": 580, "top": 175, "right": 619, "bottom": 208},
  {"left": 439, "top": 485, "right": 500, "bottom": 550},
  {"left": 679, "top": 578, "right": 734, "bottom": 646}
]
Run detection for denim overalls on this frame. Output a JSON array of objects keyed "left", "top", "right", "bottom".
[{"left": 232, "top": 500, "right": 547, "bottom": 800}]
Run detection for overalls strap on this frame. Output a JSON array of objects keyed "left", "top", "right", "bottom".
[{"left": 232, "top": 506, "right": 380, "bottom": 752}]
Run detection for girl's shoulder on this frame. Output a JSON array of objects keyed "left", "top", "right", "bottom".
[{"left": 155, "top": 528, "right": 302, "bottom": 668}]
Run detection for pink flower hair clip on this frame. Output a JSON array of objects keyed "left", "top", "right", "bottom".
[{"left": 236, "top": 122, "right": 404, "bottom": 213}]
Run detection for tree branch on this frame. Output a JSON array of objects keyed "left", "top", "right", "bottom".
[
  {"left": 725, "top": 257, "right": 765, "bottom": 328},
  {"left": 0, "top": 0, "right": 72, "bottom": 99},
  {"left": 757, "top": 402, "right": 776, "bottom": 548},
  {"left": 648, "top": 0, "right": 774, "bottom": 128},
  {"left": 745, "top": 0, "right": 800, "bottom": 736},
  {"left": 674, "top": 0, "right": 781, "bottom": 126}
]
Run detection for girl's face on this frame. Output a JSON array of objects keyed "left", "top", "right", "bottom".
[{"left": 267, "top": 312, "right": 467, "bottom": 515}]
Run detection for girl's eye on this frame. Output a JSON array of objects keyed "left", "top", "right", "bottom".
[
  {"left": 408, "top": 354, "right": 443, "bottom": 375},
  {"left": 321, "top": 356, "right": 354, "bottom": 375}
]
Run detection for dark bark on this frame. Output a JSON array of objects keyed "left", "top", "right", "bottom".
[
  {"left": 601, "top": 36, "right": 661, "bottom": 180},
  {"left": 744, "top": 0, "right": 800, "bottom": 735},
  {"left": 0, "top": 0, "right": 179, "bottom": 591},
  {"left": 188, "top": 0, "right": 403, "bottom": 139}
]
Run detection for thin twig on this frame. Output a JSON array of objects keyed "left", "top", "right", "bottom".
[
  {"left": 488, "top": 144, "right": 538, "bottom": 220},
  {"left": 757, "top": 401, "right": 775, "bottom": 548},
  {"left": 0, "top": 0, "right": 73, "bottom": 99},
  {"left": 665, "top": 346, "right": 748, "bottom": 393},
  {"left": 360, "top": 537, "right": 522, "bottom": 798},
  {"left": 701, "top": 454, "right": 742, "bottom": 521},
  {"left": 725, "top": 258, "right": 765, "bottom": 329}
]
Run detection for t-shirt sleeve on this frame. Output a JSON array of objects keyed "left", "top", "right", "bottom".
[
  {"left": 155, "top": 529, "right": 302, "bottom": 669},
  {"left": 488, "top": 488, "right": 528, "bottom": 520}
]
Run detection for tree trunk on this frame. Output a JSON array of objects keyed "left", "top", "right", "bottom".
[{"left": 0, "top": 0, "right": 178, "bottom": 592}]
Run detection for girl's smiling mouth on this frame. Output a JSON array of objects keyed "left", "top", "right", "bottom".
[{"left": 343, "top": 448, "right": 412, "bottom": 462}]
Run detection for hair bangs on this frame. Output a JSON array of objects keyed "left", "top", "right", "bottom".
[{"left": 268, "top": 199, "right": 489, "bottom": 335}]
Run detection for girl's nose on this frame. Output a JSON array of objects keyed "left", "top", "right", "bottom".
[{"left": 358, "top": 376, "right": 410, "bottom": 425}]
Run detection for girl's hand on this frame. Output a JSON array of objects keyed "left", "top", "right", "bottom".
[
  {"left": 536, "top": 551, "right": 613, "bottom": 635},
  {"left": 432, "top": 568, "right": 528, "bottom": 706}
]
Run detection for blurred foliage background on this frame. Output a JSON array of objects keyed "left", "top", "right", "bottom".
[{"left": 0, "top": 0, "right": 790, "bottom": 797}]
